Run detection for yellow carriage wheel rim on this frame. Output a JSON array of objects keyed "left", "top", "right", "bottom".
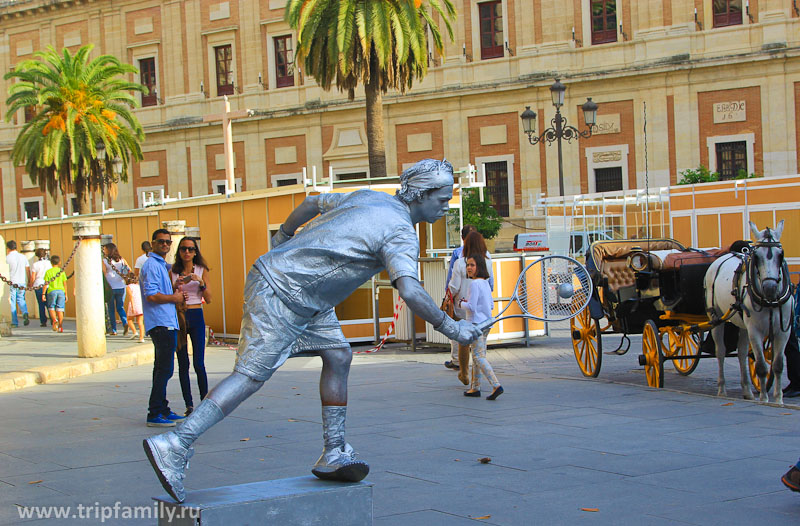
[
  {"left": 643, "top": 321, "right": 663, "bottom": 388},
  {"left": 571, "top": 309, "right": 600, "bottom": 377}
]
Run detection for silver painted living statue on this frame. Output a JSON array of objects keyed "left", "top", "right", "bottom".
[{"left": 143, "top": 159, "right": 482, "bottom": 502}]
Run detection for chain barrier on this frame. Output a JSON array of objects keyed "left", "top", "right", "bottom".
[{"left": 0, "top": 237, "right": 83, "bottom": 291}]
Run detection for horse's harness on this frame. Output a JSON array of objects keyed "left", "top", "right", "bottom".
[{"left": 708, "top": 231, "right": 794, "bottom": 352}]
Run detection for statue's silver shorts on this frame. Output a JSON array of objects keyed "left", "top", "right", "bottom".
[{"left": 234, "top": 267, "right": 349, "bottom": 381}]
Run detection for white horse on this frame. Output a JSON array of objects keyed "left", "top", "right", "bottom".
[{"left": 704, "top": 220, "right": 794, "bottom": 404}]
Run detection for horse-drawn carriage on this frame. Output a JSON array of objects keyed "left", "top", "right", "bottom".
[{"left": 570, "top": 230, "right": 791, "bottom": 396}]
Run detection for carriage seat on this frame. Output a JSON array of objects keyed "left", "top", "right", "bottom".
[
  {"left": 591, "top": 240, "right": 685, "bottom": 293},
  {"left": 661, "top": 245, "right": 732, "bottom": 271}
]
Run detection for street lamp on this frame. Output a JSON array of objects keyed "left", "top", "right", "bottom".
[{"left": 521, "top": 78, "right": 599, "bottom": 196}]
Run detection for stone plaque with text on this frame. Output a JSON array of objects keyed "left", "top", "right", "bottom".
[
  {"left": 591, "top": 114, "right": 620, "bottom": 135},
  {"left": 713, "top": 101, "right": 746, "bottom": 123}
]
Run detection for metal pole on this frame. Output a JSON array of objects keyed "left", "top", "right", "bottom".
[
  {"left": 556, "top": 109, "right": 565, "bottom": 197},
  {"left": 372, "top": 277, "right": 380, "bottom": 345}
]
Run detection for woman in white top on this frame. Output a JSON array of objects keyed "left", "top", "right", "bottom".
[
  {"left": 447, "top": 231, "right": 494, "bottom": 385},
  {"left": 31, "top": 248, "right": 52, "bottom": 327},
  {"left": 462, "top": 253, "right": 503, "bottom": 400},
  {"left": 102, "top": 243, "right": 130, "bottom": 336}
]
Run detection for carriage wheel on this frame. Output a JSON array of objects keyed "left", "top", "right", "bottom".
[
  {"left": 642, "top": 320, "right": 664, "bottom": 388},
  {"left": 571, "top": 308, "right": 602, "bottom": 378},
  {"left": 664, "top": 326, "right": 701, "bottom": 376},
  {"left": 748, "top": 340, "right": 774, "bottom": 392}
]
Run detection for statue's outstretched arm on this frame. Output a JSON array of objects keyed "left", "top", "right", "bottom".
[{"left": 395, "top": 276, "right": 482, "bottom": 345}]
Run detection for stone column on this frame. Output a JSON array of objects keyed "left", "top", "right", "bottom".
[
  {"left": 162, "top": 220, "right": 186, "bottom": 265},
  {"left": 73, "top": 221, "right": 106, "bottom": 358},
  {"left": 185, "top": 226, "right": 200, "bottom": 240},
  {"left": 0, "top": 234, "right": 11, "bottom": 336}
]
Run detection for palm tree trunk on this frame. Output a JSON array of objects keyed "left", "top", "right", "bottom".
[
  {"left": 365, "top": 54, "right": 386, "bottom": 180},
  {"left": 74, "top": 174, "right": 90, "bottom": 215}
]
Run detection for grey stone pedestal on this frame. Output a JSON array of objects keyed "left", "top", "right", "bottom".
[{"left": 154, "top": 476, "right": 373, "bottom": 525}]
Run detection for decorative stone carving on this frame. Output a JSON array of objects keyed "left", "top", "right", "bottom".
[{"left": 593, "top": 151, "right": 622, "bottom": 163}]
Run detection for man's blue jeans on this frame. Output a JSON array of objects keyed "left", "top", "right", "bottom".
[
  {"left": 147, "top": 326, "right": 177, "bottom": 420},
  {"left": 10, "top": 287, "right": 28, "bottom": 326}
]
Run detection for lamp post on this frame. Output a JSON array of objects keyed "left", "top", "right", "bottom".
[{"left": 521, "top": 79, "right": 599, "bottom": 197}]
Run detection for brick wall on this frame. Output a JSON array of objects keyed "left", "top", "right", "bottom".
[
  {"left": 697, "top": 86, "right": 762, "bottom": 176},
  {"left": 395, "top": 120, "right": 444, "bottom": 176},
  {"left": 579, "top": 99, "right": 637, "bottom": 193},
  {"left": 265, "top": 134, "right": 307, "bottom": 186},
  {"left": 205, "top": 141, "right": 247, "bottom": 193},
  {"left": 467, "top": 112, "right": 521, "bottom": 211},
  {"left": 132, "top": 150, "right": 168, "bottom": 203}
]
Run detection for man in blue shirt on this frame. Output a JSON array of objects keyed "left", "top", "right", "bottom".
[{"left": 140, "top": 228, "right": 187, "bottom": 427}]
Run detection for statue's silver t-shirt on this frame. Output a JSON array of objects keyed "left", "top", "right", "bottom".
[{"left": 254, "top": 190, "right": 420, "bottom": 317}]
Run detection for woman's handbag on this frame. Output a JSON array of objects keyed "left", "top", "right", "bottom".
[{"left": 440, "top": 289, "right": 455, "bottom": 318}]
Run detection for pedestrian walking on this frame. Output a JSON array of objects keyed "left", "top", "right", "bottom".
[
  {"left": 461, "top": 254, "right": 503, "bottom": 400},
  {"left": 30, "top": 248, "right": 52, "bottom": 327},
  {"left": 42, "top": 255, "right": 67, "bottom": 333},
  {"left": 102, "top": 243, "right": 130, "bottom": 336},
  {"left": 140, "top": 228, "right": 187, "bottom": 428},
  {"left": 5, "top": 240, "right": 31, "bottom": 327},
  {"left": 443, "top": 224, "right": 476, "bottom": 371},
  {"left": 447, "top": 231, "right": 494, "bottom": 385},
  {"left": 143, "top": 159, "right": 481, "bottom": 503},
  {"left": 134, "top": 241, "right": 151, "bottom": 277},
  {"left": 171, "top": 237, "right": 212, "bottom": 417},
  {"left": 125, "top": 275, "right": 145, "bottom": 343}
]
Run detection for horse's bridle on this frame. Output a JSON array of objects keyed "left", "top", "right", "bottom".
[{"left": 745, "top": 239, "right": 792, "bottom": 309}]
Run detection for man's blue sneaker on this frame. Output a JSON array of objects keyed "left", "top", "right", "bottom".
[
  {"left": 164, "top": 412, "right": 186, "bottom": 423},
  {"left": 147, "top": 415, "right": 177, "bottom": 427}
]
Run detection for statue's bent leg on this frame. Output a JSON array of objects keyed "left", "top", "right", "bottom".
[{"left": 144, "top": 267, "right": 302, "bottom": 502}]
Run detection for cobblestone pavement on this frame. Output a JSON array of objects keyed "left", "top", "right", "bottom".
[{"left": 0, "top": 327, "right": 798, "bottom": 525}]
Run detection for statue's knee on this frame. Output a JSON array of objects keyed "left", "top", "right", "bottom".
[{"left": 325, "top": 346, "right": 352, "bottom": 370}]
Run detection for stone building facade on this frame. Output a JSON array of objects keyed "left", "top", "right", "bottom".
[{"left": 1, "top": 0, "right": 799, "bottom": 247}]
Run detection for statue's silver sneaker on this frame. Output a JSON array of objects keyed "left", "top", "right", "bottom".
[
  {"left": 311, "top": 443, "right": 369, "bottom": 482},
  {"left": 143, "top": 432, "right": 194, "bottom": 502}
]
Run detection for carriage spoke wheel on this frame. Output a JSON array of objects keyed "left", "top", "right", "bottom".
[
  {"left": 748, "top": 339, "right": 774, "bottom": 392},
  {"left": 571, "top": 308, "right": 602, "bottom": 378},
  {"left": 664, "top": 327, "right": 701, "bottom": 376},
  {"left": 642, "top": 320, "right": 664, "bottom": 388}
]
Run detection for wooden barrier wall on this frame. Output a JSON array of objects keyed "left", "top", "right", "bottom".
[
  {"left": 0, "top": 185, "right": 449, "bottom": 341},
  {"left": 669, "top": 175, "right": 800, "bottom": 274}
]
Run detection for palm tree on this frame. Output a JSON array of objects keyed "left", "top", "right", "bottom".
[
  {"left": 286, "top": 0, "right": 456, "bottom": 179},
  {"left": 5, "top": 45, "right": 146, "bottom": 215}
]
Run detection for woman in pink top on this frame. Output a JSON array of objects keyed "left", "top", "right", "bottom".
[{"left": 171, "top": 237, "right": 212, "bottom": 416}]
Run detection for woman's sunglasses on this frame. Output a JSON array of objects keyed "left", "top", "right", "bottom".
[{"left": 179, "top": 246, "right": 197, "bottom": 253}]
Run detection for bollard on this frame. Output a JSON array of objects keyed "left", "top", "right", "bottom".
[
  {"left": 73, "top": 221, "right": 106, "bottom": 358},
  {"left": 162, "top": 220, "right": 185, "bottom": 265},
  {"left": 184, "top": 226, "right": 201, "bottom": 240},
  {"left": 0, "top": 234, "right": 11, "bottom": 336}
]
